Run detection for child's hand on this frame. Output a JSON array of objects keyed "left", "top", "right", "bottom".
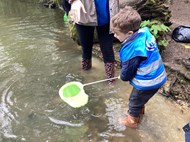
[{"left": 69, "top": 0, "right": 87, "bottom": 23}]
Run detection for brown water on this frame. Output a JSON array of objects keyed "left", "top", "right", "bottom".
[{"left": 0, "top": 0, "right": 190, "bottom": 142}]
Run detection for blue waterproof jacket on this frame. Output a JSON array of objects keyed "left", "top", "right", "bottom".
[{"left": 120, "top": 27, "right": 167, "bottom": 90}]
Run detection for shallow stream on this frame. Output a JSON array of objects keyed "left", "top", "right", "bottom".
[{"left": 0, "top": 0, "right": 190, "bottom": 142}]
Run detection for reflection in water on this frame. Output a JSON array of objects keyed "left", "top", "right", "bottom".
[
  {"left": 0, "top": 85, "right": 17, "bottom": 139},
  {"left": 0, "top": 0, "right": 190, "bottom": 142},
  {"left": 48, "top": 117, "right": 83, "bottom": 127},
  {"left": 105, "top": 97, "right": 127, "bottom": 131}
]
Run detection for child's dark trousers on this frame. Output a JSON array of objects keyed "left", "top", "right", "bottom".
[{"left": 128, "top": 87, "right": 160, "bottom": 117}]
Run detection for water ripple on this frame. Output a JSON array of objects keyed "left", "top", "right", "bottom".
[
  {"left": 48, "top": 117, "right": 83, "bottom": 127},
  {"left": 0, "top": 86, "right": 17, "bottom": 139}
]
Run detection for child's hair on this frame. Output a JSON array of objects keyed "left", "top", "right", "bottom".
[{"left": 111, "top": 6, "right": 142, "bottom": 34}]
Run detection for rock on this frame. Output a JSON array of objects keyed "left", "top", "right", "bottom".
[
  {"left": 43, "top": 1, "right": 56, "bottom": 9},
  {"left": 182, "top": 58, "right": 190, "bottom": 70}
]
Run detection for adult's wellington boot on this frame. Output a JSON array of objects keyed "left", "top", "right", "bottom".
[
  {"left": 104, "top": 62, "right": 115, "bottom": 83},
  {"left": 82, "top": 59, "right": 92, "bottom": 70}
]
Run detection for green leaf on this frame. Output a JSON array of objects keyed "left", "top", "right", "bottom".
[
  {"left": 140, "top": 20, "right": 170, "bottom": 50},
  {"left": 140, "top": 20, "right": 151, "bottom": 27},
  {"left": 158, "top": 40, "right": 168, "bottom": 47},
  {"left": 160, "top": 24, "right": 171, "bottom": 32},
  {"left": 150, "top": 25, "right": 160, "bottom": 36}
]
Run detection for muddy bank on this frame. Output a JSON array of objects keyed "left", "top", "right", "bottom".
[{"left": 161, "top": 0, "right": 190, "bottom": 108}]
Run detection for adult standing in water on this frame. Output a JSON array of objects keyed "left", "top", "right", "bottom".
[{"left": 66, "top": 0, "right": 119, "bottom": 82}]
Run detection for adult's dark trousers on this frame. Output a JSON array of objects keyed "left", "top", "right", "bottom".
[
  {"left": 75, "top": 23, "right": 115, "bottom": 63},
  {"left": 128, "top": 87, "right": 160, "bottom": 117}
]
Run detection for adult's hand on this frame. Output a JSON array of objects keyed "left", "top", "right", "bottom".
[{"left": 70, "top": 0, "right": 86, "bottom": 23}]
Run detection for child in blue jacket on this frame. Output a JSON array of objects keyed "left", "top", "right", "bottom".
[{"left": 111, "top": 6, "right": 167, "bottom": 128}]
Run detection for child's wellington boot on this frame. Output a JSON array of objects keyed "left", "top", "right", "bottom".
[
  {"left": 82, "top": 59, "right": 92, "bottom": 70},
  {"left": 140, "top": 106, "right": 145, "bottom": 115},
  {"left": 120, "top": 114, "right": 140, "bottom": 129},
  {"left": 104, "top": 62, "right": 115, "bottom": 83},
  {"left": 139, "top": 106, "right": 145, "bottom": 122}
]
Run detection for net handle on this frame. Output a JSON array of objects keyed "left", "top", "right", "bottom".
[{"left": 83, "top": 76, "right": 119, "bottom": 87}]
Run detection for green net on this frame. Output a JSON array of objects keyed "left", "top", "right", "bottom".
[
  {"left": 59, "top": 82, "right": 89, "bottom": 108},
  {"left": 62, "top": 84, "right": 81, "bottom": 98}
]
